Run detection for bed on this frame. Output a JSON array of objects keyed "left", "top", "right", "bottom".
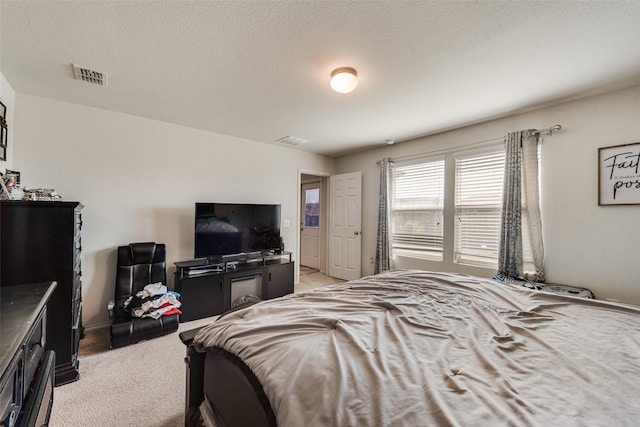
[{"left": 181, "top": 270, "right": 640, "bottom": 426}]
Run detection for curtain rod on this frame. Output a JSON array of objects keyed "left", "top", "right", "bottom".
[
  {"left": 534, "top": 124, "right": 562, "bottom": 136},
  {"left": 377, "top": 124, "right": 562, "bottom": 164}
]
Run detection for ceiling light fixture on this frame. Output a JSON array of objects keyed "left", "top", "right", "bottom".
[{"left": 330, "top": 67, "right": 358, "bottom": 94}]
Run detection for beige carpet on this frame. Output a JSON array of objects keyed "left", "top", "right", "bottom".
[{"left": 50, "top": 273, "right": 343, "bottom": 426}]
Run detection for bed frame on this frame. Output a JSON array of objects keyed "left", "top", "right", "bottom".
[
  {"left": 180, "top": 272, "right": 639, "bottom": 426},
  {"left": 180, "top": 303, "right": 275, "bottom": 427}
]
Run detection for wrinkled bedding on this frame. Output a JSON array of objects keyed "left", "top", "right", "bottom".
[{"left": 193, "top": 270, "right": 640, "bottom": 426}]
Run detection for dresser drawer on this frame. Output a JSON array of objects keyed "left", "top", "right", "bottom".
[
  {"left": 0, "top": 351, "right": 23, "bottom": 427},
  {"left": 23, "top": 310, "right": 46, "bottom": 399},
  {"left": 20, "top": 351, "right": 55, "bottom": 427}
]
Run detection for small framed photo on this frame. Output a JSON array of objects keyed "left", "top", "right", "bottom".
[
  {"left": 0, "top": 101, "right": 5, "bottom": 121},
  {"left": 0, "top": 145, "right": 5, "bottom": 162},
  {"left": 5, "top": 169, "right": 20, "bottom": 186},
  {"left": 0, "top": 125, "right": 6, "bottom": 148},
  {"left": 598, "top": 142, "right": 640, "bottom": 205}
]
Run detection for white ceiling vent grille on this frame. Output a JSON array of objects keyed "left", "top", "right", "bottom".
[
  {"left": 275, "top": 135, "right": 310, "bottom": 146},
  {"left": 73, "top": 64, "right": 109, "bottom": 87}
]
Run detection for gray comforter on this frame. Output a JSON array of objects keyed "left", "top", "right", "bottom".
[{"left": 193, "top": 270, "right": 640, "bottom": 426}]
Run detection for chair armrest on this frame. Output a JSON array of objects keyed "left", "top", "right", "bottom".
[{"left": 107, "top": 299, "right": 115, "bottom": 319}]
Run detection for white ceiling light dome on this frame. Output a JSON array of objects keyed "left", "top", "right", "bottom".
[{"left": 330, "top": 67, "right": 358, "bottom": 94}]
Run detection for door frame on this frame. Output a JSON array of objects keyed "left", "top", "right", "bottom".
[{"left": 296, "top": 168, "right": 330, "bottom": 284}]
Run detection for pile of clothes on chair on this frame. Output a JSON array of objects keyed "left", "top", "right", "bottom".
[{"left": 123, "top": 282, "right": 182, "bottom": 319}]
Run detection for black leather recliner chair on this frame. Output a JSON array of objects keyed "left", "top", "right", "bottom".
[{"left": 107, "top": 242, "right": 179, "bottom": 349}]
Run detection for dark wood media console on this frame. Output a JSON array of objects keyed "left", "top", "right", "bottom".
[{"left": 174, "top": 252, "right": 294, "bottom": 322}]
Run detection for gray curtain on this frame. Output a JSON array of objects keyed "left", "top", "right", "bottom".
[
  {"left": 498, "top": 130, "right": 545, "bottom": 282},
  {"left": 375, "top": 158, "right": 393, "bottom": 274}
]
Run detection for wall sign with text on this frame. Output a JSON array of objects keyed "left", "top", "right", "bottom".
[{"left": 599, "top": 142, "right": 640, "bottom": 205}]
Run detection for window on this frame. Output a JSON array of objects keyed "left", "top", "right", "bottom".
[
  {"left": 454, "top": 149, "right": 505, "bottom": 268},
  {"left": 304, "top": 187, "right": 320, "bottom": 227},
  {"left": 389, "top": 143, "right": 533, "bottom": 271},
  {"left": 391, "top": 157, "right": 445, "bottom": 261}
]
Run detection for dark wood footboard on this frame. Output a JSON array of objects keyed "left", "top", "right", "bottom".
[
  {"left": 180, "top": 326, "right": 207, "bottom": 424},
  {"left": 179, "top": 303, "right": 276, "bottom": 427},
  {"left": 201, "top": 348, "right": 276, "bottom": 426}
]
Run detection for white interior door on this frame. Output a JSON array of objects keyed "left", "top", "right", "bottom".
[
  {"left": 300, "top": 182, "right": 320, "bottom": 269},
  {"left": 328, "top": 172, "right": 362, "bottom": 281}
]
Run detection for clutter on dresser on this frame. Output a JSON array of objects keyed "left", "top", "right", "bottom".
[
  {"left": 0, "top": 171, "right": 63, "bottom": 201},
  {"left": 23, "top": 188, "right": 63, "bottom": 201},
  {"left": 5, "top": 169, "right": 19, "bottom": 185},
  {"left": 0, "top": 170, "right": 21, "bottom": 200}
]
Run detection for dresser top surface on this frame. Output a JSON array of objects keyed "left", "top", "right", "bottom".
[{"left": 0, "top": 282, "right": 57, "bottom": 376}]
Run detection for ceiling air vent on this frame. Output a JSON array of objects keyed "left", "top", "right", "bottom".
[
  {"left": 275, "top": 135, "right": 310, "bottom": 146},
  {"left": 73, "top": 64, "right": 109, "bottom": 87}
]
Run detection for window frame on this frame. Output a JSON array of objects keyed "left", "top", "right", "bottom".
[{"left": 388, "top": 141, "right": 540, "bottom": 273}]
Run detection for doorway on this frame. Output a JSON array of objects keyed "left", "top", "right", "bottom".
[{"left": 296, "top": 170, "right": 362, "bottom": 283}]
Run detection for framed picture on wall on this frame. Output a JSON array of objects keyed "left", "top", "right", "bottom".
[
  {"left": 598, "top": 141, "right": 640, "bottom": 205},
  {"left": 0, "top": 144, "right": 5, "bottom": 162},
  {"left": 0, "top": 101, "right": 6, "bottom": 122}
]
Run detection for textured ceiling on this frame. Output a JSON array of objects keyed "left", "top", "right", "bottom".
[{"left": 1, "top": 1, "right": 640, "bottom": 157}]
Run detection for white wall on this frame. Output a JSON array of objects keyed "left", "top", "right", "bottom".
[
  {"left": 13, "top": 94, "right": 336, "bottom": 328},
  {"left": 336, "top": 85, "right": 640, "bottom": 306}
]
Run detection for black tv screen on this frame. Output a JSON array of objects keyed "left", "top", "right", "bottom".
[{"left": 194, "top": 203, "right": 281, "bottom": 259}]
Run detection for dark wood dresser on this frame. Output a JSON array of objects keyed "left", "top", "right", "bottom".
[
  {"left": 0, "top": 201, "right": 83, "bottom": 385},
  {"left": 1, "top": 282, "right": 57, "bottom": 427}
]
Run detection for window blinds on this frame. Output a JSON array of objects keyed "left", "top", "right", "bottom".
[
  {"left": 391, "top": 157, "right": 445, "bottom": 260},
  {"left": 454, "top": 149, "right": 505, "bottom": 267}
]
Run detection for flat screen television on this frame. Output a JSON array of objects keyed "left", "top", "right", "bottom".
[{"left": 194, "top": 202, "right": 281, "bottom": 259}]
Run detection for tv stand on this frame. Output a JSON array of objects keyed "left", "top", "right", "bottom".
[{"left": 174, "top": 252, "right": 294, "bottom": 322}]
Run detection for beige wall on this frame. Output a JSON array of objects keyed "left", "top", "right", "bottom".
[
  {"left": 336, "top": 85, "right": 640, "bottom": 306},
  {"left": 13, "top": 93, "right": 336, "bottom": 328},
  {"left": 6, "top": 72, "right": 640, "bottom": 327}
]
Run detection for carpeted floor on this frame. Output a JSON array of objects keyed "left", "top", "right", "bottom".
[
  {"left": 50, "top": 272, "right": 343, "bottom": 426},
  {"left": 50, "top": 316, "right": 215, "bottom": 427}
]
